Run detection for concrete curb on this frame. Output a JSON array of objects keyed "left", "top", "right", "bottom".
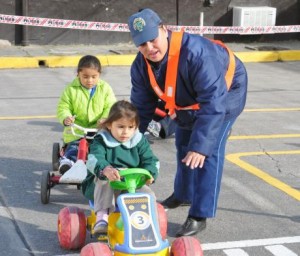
[
  {"left": 0, "top": 50, "right": 299, "bottom": 69},
  {"left": 235, "top": 50, "right": 300, "bottom": 62}
]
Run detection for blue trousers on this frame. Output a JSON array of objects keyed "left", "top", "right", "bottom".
[
  {"left": 63, "top": 140, "right": 80, "bottom": 162},
  {"left": 159, "top": 116, "right": 176, "bottom": 138},
  {"left": 174, "top": 119, "right": 235, "bottom": 218}
]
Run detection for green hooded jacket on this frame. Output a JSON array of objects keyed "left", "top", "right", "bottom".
[
  {"left": 57, "top": 77, "right": 116, "bottom": 143},
  {"left": 81, "top": 130, "right": 160, "bottom": 200}
]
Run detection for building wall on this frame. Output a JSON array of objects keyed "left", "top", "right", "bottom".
[{"left": 0, "top": 0, "right": 299, "bottom": 45}]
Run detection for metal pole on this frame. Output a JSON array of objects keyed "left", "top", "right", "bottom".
[
  {"left": 199, "top": 12, "right": 204, "bottom": 36},
  {"left": 176, "top": 0, "right": 179, "bottom": 25},
  {"left": 21, "top": 0, "right": 29, "bottom": 46}
]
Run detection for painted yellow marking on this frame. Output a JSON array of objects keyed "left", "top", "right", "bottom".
[
  {"left": 0, "top": 115, "right": 56, "bottom": 120},
  {"left": 0, "top": 54, "right": 136, "bottom": 69},
  {"left": 244, "top": 108, "right": 300, "bottom": 112},
  {"left": 226, "top": 151, "right": 300, "bottom": 201},
  {"left": 235, "top": 51, "right": 279, "bottom": 63},
  {"left": 0, "top": 107, "right": 299, "bottom": 121},
  {"left": 229, "top": 134, "right": 300, "bottom": 140},
  {"left": 1, "top": 110, "right": 300, "bottom": 201},
  {"left": 235, "top": 50, "right": 300, "bottom": 63},
  {"left": 0, "top": 107, "right": 300, "bottom": 121},
  {"left": 1, "top": 50, "right": 300, "bottom": 69}
]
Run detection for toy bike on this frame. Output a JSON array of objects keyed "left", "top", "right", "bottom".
[
  {"left": 57, "top": 168, "right": 203, "bottom": 256},
  {"left": 40, "top": 123, "right": 98, "bottom": 204}
]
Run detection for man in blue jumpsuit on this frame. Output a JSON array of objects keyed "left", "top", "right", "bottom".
[{"left": 128, "top": 8, "right": 248, "bottom": 237}]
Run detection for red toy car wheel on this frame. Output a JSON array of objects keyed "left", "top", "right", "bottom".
[
  {"left": 57, "top": 206, "right": 86, "bottom": 250},
  {"left": 156, "top": 202, "right": 167, "bottom": 239},
  {"left": 170, "top": 236, "right": 203, "bottom": 256},
  {"left": 80, "top": 242, "right": 112, "bottom": 256}
]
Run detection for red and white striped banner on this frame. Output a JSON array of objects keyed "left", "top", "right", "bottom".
[{"left": 1, "top": 14, "right": 300, "bottom": 34}]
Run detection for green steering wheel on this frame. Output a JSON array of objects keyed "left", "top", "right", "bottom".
[{"left": 110, "top": 168, "right": 152, "bottom": 193}]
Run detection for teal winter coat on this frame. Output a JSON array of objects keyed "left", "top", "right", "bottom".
[{"left": 81, "top": 130, "right": 160, "bottom": 200}]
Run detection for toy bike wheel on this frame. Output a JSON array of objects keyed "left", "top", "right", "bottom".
[
  {"left": 58, "top": 206, "right": 86, "bottom": 250},
  {"left": 80, "top": 242, "right": 112, "bottom": 256},
  {"left": 52, "top": 142, "right": 60, "bottom": 171},
  {"left": 170, "top": 236, "right": 203, "bottom": 256},
  {"left": 41, "top": 170, "right": 51, "bottom": 204},
  {"left": 157, "top": 202, "right": 167, "bottom": 239}
]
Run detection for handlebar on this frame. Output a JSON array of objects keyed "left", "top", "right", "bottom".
[
  {"left": 110, "top": 168, "right": 152, "bottom": 193},
  {"left": 70, "top": 123, "right": 98, "bottom": 140}
]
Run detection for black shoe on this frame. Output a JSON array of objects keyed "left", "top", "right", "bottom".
[
  {"left": 175, "top": 217, "right": 206, "bottom": 237},
  {"left": 161, "top": 193, "right": 190, "bottom": 209},
  {"left": 58, "top": 163, "right": 71, "bottom": 175}
]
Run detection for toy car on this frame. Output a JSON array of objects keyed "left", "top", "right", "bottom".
[
  {"left": 57, "top": 168, "right": 203, "bottom": 256},
  {"left": 40, "top": 123, "right": 98, "bottom": 204}
]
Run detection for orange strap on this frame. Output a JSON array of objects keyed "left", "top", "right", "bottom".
[
  {"left": 145, "top": 32, "right": 236, "bottom": 118},
  {"left": 210, "top": 39, "right": 236, "bottom": 90},
  {"left": 155, "top": 107, "right": 167, "bottom": 118},
  {"left": 146, "top": 31, "right": 192, "bottom": 118},
  {"left": 163, "top": 31, "right": 183, "bottom": 116},
  {"left": 145, "top": 31, "right": 184, "bottom": 116}
]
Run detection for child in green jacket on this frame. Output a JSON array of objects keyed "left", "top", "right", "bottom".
[
  {"left": 57, "top": 55, "right": 116, "bottom": 174},
  {"left": 83, "top": 100, "right": 160, "bottom": 234}
]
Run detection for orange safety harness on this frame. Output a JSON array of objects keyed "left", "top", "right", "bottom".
[{"left": 145, "top": 31, "right": 236, "bottom": 119}]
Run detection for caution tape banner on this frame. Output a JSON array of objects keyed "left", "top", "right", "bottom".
[{"left": 1, "top": 14, "right": 300, "bottom": 34}]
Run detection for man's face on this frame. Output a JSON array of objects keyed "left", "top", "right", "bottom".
[{"left": 138, "top": 26, "right": 168, "bottom": 62}]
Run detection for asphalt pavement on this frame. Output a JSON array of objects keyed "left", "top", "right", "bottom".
[{"left": 0, "top": 40, "right": 300, "bottom": 255}]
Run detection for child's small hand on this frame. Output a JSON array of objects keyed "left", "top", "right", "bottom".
[
  {"left": 63, "top": 116, "right": 75, "bottom": 126},
  {"left": 97, "top": 118, "right": 106, "bottom": 126},
  {"left": 103, "top": 166, "right": 121, "bottom": 181},
  {"left": 146, "top": 177, "right": 154, "bottom": 185}
]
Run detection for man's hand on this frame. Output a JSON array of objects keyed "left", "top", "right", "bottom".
[{"left": 182, "top": 151, "right": 206, "bottom": 169}]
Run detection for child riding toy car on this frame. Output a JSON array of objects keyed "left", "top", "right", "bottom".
[{"left": 57, "top": 168, "right": 203, "bottom": 256}]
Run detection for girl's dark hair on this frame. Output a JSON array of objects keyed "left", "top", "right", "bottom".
[
  {"left": 99, "top": 100, "right": 140, "bottom": 130},
  {"left": 77, "top": 55, "right": 102, "bottom": 73}
]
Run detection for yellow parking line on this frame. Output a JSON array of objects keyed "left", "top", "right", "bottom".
[
  {"left": 244, "top": 108, "right": 300, "bottom": 112},
  {"left": 0, "top": 107, "right": 299, "bottom": 121},
  {"left": 0, "top": 115, "right": 56, "bottom": 120},
  {"left": 229, "top": 134, "right": 300, "bottom": 140},
  {"left": 226, "top": 151, "right": 300, "bottom": 201}
]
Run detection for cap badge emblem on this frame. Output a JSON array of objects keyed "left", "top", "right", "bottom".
[{"left": 133, "top": 17, "right": 146, "bottom": 32}]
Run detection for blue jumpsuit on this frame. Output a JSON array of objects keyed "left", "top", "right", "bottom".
[{"left": 130, "top": 31, "right": 248, "bottom": 218}]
